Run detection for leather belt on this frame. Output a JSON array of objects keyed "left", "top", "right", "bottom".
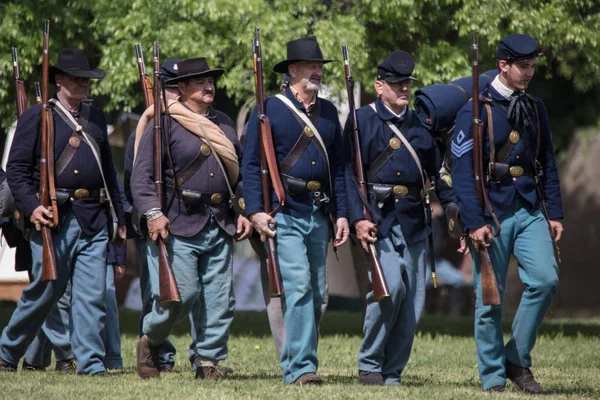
[
  {"left": 368, "top": 183, "right": 421, "bottom": 208},
  {"left": 490, "top": 163, "right": 532, "bottom": 181},
  {"left": 55, "top": 188, "right": 103, "bottom": 204},
  {"left": 280, "top": 174, "right": 326, "bottom": 195}
]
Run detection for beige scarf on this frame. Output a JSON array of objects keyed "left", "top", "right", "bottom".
[{"left": 133, "top": 99, "right": 239, "bottom": 184}]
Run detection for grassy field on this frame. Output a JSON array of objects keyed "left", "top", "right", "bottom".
[{"left": 0, "top": 306, "right": 599, "bottom": 400}]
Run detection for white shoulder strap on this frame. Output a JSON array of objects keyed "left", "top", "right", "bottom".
[
  {"left": 369, "top": 103, "right": 425, "bottom": 188},
  {"left": 50, "top": 99, "right": 118, "bottom": 241},
  {"left": 275, "top": 94, "right": 333, "bottom": 195}
]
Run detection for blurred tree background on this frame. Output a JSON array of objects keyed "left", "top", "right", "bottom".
[{"left": 0, "top": 0, "right": 599, "bottom": 155}]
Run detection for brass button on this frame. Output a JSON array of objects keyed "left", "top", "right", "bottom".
[
  {"left": 201, "top": 143, "right": 211, "bottom": 156},
  {"left": 307, "top": 181, "right": 321, "bottom": 191},
  {"left": 70, "top": 197, "right": 75, "bottom": 202},
  {"left": 238, "top": 197, "right": 246, "bottom": 211},
  {"left": 516, "top": 156, "right": 520, "bottom": 159},
  {"left": 509, "top": 166, "right": 524, "bottom": 177},
  {"left": 509, "top": 130, "right": 520, "bottom": 144},
  {"left": 311, "top": 161, "right": 316, "bottom": 166},
  {"left": 389, "top": 137, "right": 401, "bottom": 150},
  {"left": 395, "top": 199, "right": 399, "bottom": 203},
  {"left": 74, "top": 170, "right": 79, "bottom": 175},
  {"left": 69, "top": 136, "right": 81, "bottom": 148},
  {"left": 513, "top": 177, "right": 517, "bottom": 182},
  {"left": 396, "top": 172, "right": 402, "bottom": 176},
  {"left": 304, "top": 126, "right": 315, "bottom": 137},
  {"left": 210, "top": 193, "right": 223, "bottom": 204},
  {"left": 393, "top": 185, "right": 409, "bottom": 196},
  {"left": 210, "top": 173, "right": 215, "bottom": 177}
]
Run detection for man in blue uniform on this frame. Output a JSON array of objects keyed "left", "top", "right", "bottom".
[
  {"left": 0, "top": 48, "right": 126, "bottom": 376},
  {"left": 132, "top": 57, "right": 252, "bottom": 380},
  {"left": 451, "top": 34, "right": 564, "bottom": 394},
  {"left": 344, "top": 50, "right": 457, "bottom": 386},
  {"left": 243, "top": 36, "right": 350, "bottom": 385}
]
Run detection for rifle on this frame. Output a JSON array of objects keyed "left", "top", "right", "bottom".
[
  {"left": 252, "top": 26, "right": 284, "bottom": 297},
  {"left": 135, "top": 44, "right": 154, "bottom": 108},
  {"left": 39, "top": 20, "right": 58, "bottom": 281},
  {"left": 12, "top": 48, "right": 28, "bottom": 118},
  {"left": 471, "top": 33, "right": 501, "bottom": 305},
  {"left": 152, "top": 42, "right": 180, "bottom": 303},
  {"left": 342, "top": 45, "right": 390, "bottom": 302}
]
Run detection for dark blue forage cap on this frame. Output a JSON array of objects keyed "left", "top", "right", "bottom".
[
  {"left": 377, "top": 50, "right": 416, "bottom": 83},
  {"left": 496, "top": 34, "right": 543, "bottom": 62},
  {"left": 160, "top": 58, "right": 181, "bottom": 87}
]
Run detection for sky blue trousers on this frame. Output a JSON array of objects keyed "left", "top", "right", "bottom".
[
  {"left": 470, "top": 202, "right": 559, "bottom": 390},
  {"left": 358, "top": 224, "right": 427, "bottom": 385}
]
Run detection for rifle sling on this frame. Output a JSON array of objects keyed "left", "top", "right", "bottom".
[
  {"left": 366, "top": 112, "right": 412, "bottom": 182},
  {"left": 279, "top": 101, "right": 321, "bottom": 175},
  {"left": 166, "top": 145, "right": 208, "bottom": 188},
  {"left": 55, "top": 103, "right": 92, "bottom": 179}
]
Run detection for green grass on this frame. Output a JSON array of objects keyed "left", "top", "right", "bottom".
[{"left": 1, "top": 307, "right": 599, "bottom": 399}]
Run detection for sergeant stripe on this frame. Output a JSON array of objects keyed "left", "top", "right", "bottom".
[{"left": 451, "top": 139, "right": 473, "bottom": 158}]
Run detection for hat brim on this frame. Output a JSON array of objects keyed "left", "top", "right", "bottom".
[
  {"left": 272, "top": 59, "right": 335, "bottom": 74},
  {"left": 382, "top": 75, "right": 417, "bottom": 83},
  {"left": 49, "top": 66, "right": 105, "bottom": 84},
  {"left": 165, "top": 69, "right": 225, "bottom": 85}
]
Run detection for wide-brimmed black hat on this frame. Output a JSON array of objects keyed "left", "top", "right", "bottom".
[
  {"left": 165, "top": 58, "right": 224, "bottom": 84},
  {"left": 377, "top": 50, "right": 417, "bottom": 83},
  {"left": 272, "top": 36, "right": 334, "bottom": 74},
  {"left": 50, "top": 48, "right": 105, "bottom": 84}
]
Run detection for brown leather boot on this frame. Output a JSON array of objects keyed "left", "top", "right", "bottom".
[
  {"left": 55, "top": 358, "right": 76, "bottom": 373},
  {"left": 294, "top": 372, "right": 323, "bottom": 385},
  {"left": 136, "top": 335, "right": 160, "bottom": 379},
  {"left": 22, "top": 361, "right": 46, "bottom": 371},
  {"left": 0, "top": 359, "right": 17, "bottom": 372},
  {"left": 506, "top": 361, "right": 544, "bottom": 394}
]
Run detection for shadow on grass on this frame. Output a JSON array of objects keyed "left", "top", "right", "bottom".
[{"left": 2, "top": 304, "right": 600, "bottom": 338}]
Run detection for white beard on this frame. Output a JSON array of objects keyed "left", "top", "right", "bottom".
[{"left": 305, "top": 81, "right": 321, "bottom": 92}]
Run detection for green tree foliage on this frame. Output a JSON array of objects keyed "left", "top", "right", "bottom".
[{"left": 1, "top": 0, "right": 599, "bottom": 139}]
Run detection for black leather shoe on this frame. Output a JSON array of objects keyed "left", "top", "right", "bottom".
[
  {"left": 484, "top": 385, "right": 506, "bottom": 393},
  {"left": 22, "top": 361, "right": 46, "bottom": 371},
  {"left": 506, "top": 361, "right": 544, "bottom": 394},
  {"left": 0, "top": 359, "right": 17, "bottom": 372},
  {"left": 359, "top": 370, "right": 384, "bottom": 385},
  {"left": 55, "top": 358, "right": 77, "bottom": 373}
]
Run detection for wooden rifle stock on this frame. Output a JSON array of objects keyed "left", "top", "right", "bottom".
[
  {"left": 12, "top": 48, "right": 28, "bottom": 118},
  {"left": 39, "top": 20, "right": 58, "bottom": 281},
  {"left": 342, "top": 46, "right": 389, "bottom": 301},
  {"left": 472, "top": 33, "right": 500, "bottom": 305},
  {"left": 253, "top": 26, "right": 283, "bottom": 297},
  {"left": 136, "top": 44, "right": 154, "bottom": 108},
  {"left": 152, "top": 42, "right": 180, "bottom": 303}
]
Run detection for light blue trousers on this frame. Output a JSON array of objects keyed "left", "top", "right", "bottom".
[
  {"left": 0, "top": 213, "right": 108, "bottom": 375},
  {"left": 103, "top": 263, "right": 123, "bottom": 369},
  {"left": 275, "top": 209, "right": 329, "bottom": 384},
  {"left": 358, "top": 224, "right": 427, "bottom": 385},
  {"left": 137, "top": 236, "right": 177, "bottom": 368},
  {"left": 470, "top": 203, "right": 559, "bottom": 390},
  {"left": 143, "top": 217, "right": 234, "bottom": 362},
  {"left": 23, "top": 283, "right": 73, "bottom": 367}
]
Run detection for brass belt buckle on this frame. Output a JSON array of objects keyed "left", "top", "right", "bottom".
[
  {"left": 210, "top": 193, "right": 223, "bottom": 204},
  {"left": 306, "top": 181, "right": 321, "bottom": 191},
  {"left": 393, "top": 185, "right": 409, "bottom": 196},
  {"left": 509, "top": 166, "right": 524, "bottom": 177},
  {"left": 74, "top": 188, "right": 89, "bottom": 199}
]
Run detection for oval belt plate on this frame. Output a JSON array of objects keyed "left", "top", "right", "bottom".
[
  {"left": 201, "top": 143, "right": 211, "bottom": 157},
  {"left": 393, "top": 185, "right": 409, "bottom": 196},
  {"left": 306, "top": 181, "right": 321, "bottom": 191},
  {"left": 304, "top": 126, "right": 315, "bottom": 137},
  {"left": 509, "top": 130, "right": 520, "bottom": 144},
  {"left": 389, "top": 137, "right": 401, "bottom": 150},
  {"left": 509, "top": 166, "right": 524, "bottom": 177},
  {"left": 69, "top": 136, "right": 81, "bottom": 149},
  {"left": 74, "top": 188, "right": 89, "bottom": 199},
  {"left": 211, "top": 193, "right": 223, "bottom": 204},
  {"left": 448, "top": 218, "right": 455, "bottom": 232},
  {"left": 238, "top": 197, "right": 246, "bottom": 211}
]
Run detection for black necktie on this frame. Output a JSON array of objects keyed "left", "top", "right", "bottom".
[{"left": 507, "top": 92, "right": 534, "bottom": 129}]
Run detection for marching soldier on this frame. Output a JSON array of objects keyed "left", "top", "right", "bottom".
[
  {"left": 344, "top": 51, "right": 456, "bottom": 385},
  {"left": 132, "top": 57, "right": 252, "bottom": 379},
  {"left": 451, "top": 34, "right": 563, "bottom": 393},
  {"left": 0, "top": 48, "right": 126, "bottom": 376},
  {"left": 242, "top": 36, "right": 349, "bottom": 385}
]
